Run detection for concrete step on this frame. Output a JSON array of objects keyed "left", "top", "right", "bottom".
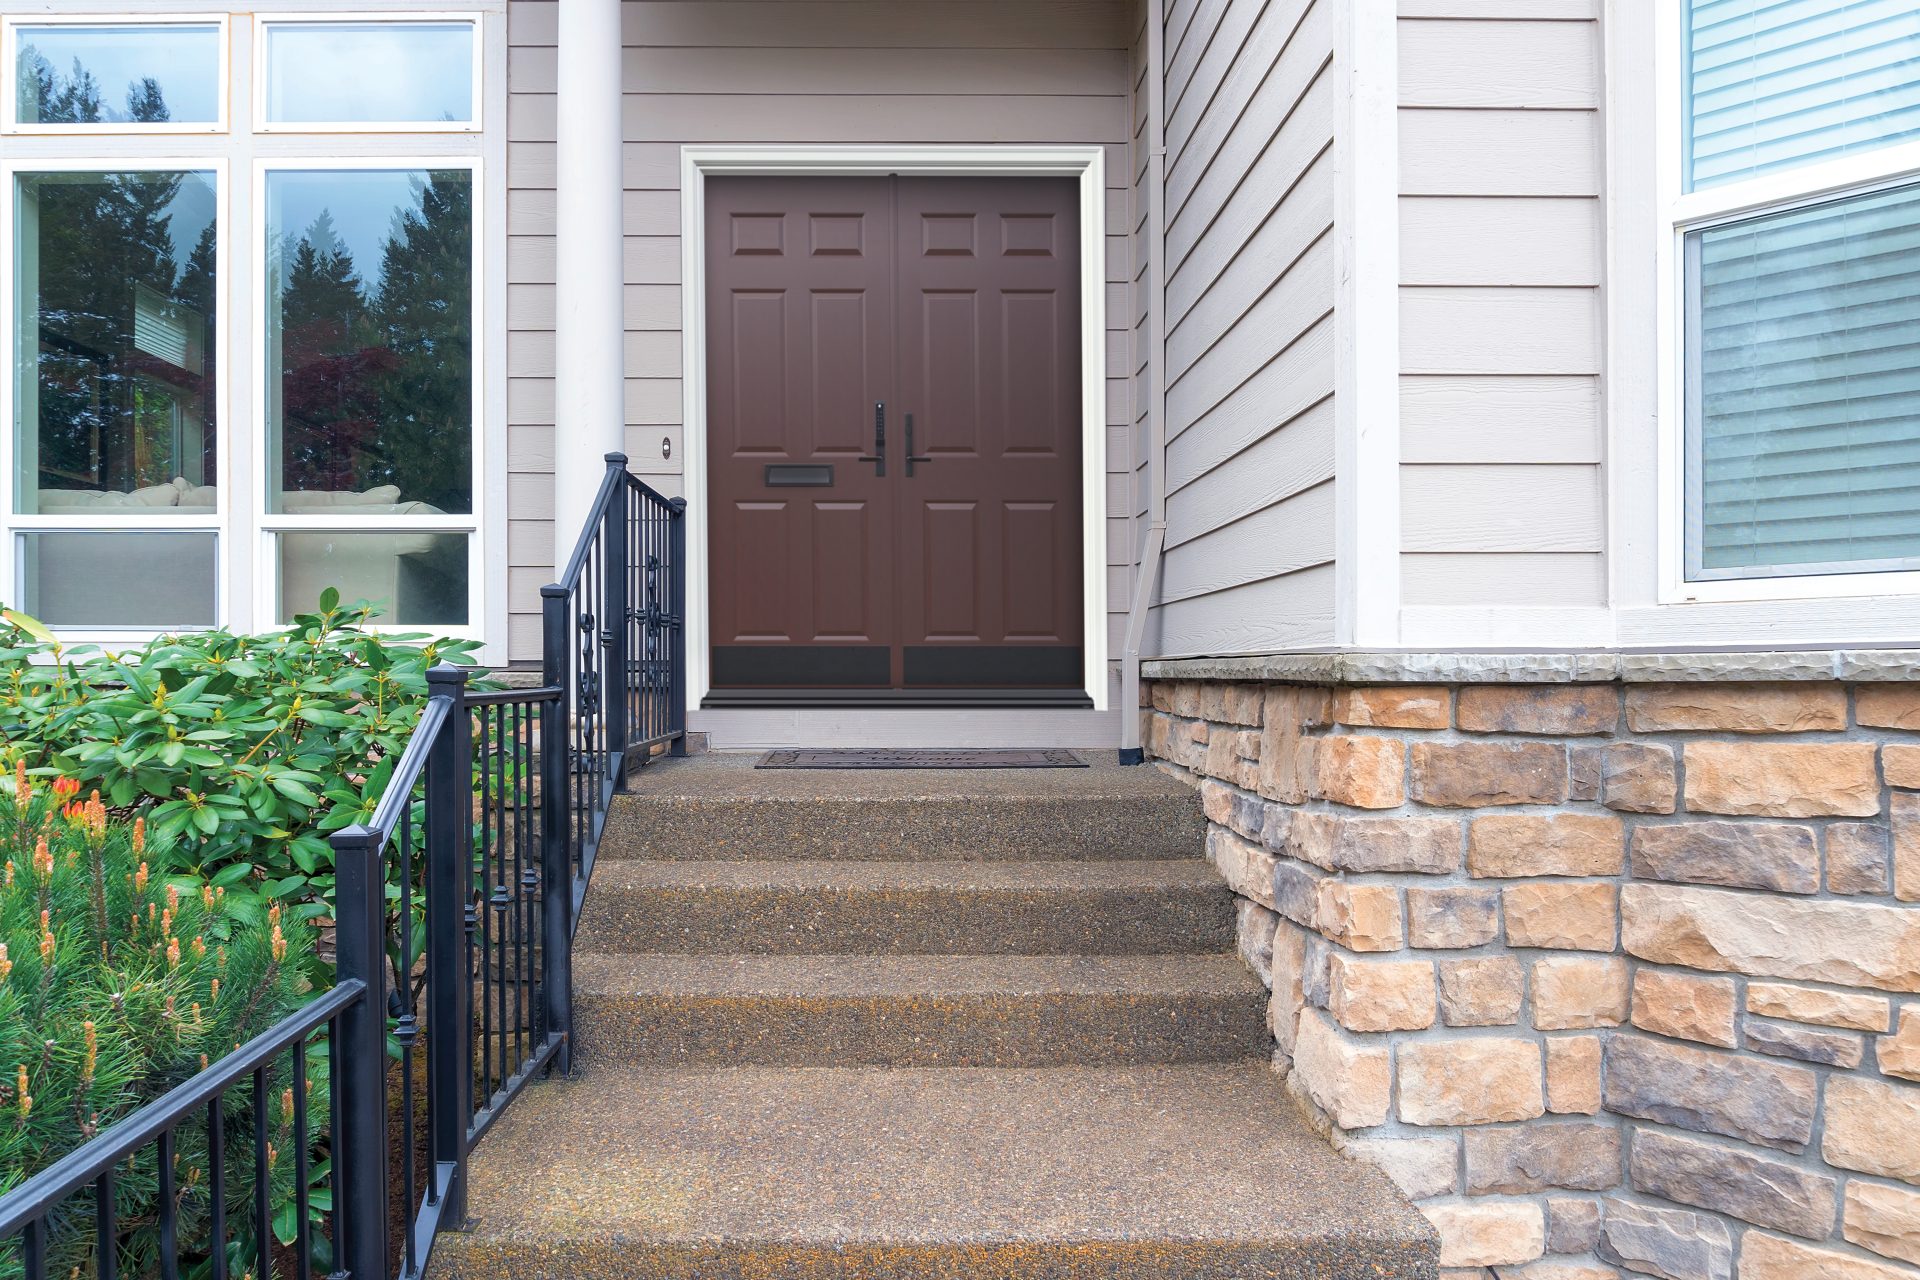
[
  {"left": 571, "top": 952, "right": 1270, "bottom": 1067},
  {"left": 573, "top": 859, "right": 1236, "bottom": 955},
  {"left": 600, "top": 754, "right": 1204, "bottom": 861},
  {"left": 430, "top": 1063, "right": 1437, "bottom": 1280}
]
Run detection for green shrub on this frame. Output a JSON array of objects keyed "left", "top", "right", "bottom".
[
  {"left": 0, "top": 777, "right": 318, "bottom": 1278},
  {"left": 0, "top": 596, "right": 483, "bottom": 941}
]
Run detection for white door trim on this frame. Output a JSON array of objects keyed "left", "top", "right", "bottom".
[{"left": 678, "top": 144, "right": 1111, "bottom": 710}]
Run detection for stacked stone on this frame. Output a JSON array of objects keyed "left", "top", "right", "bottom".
[{"left": 1144, "top": 676, "right": 1920, "bottom": 1280}]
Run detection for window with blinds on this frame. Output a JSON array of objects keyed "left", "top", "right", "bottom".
[
  {"left": 1689, "top": 182, "right": 1920, "bottom": 576},
  {"left": 1686, "top": 0, "right": 1920, "bottom": 191},
  {"left": 1680, "top": 1, "right": 1920, "bottom": 583}
]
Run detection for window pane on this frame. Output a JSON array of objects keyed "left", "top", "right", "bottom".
[
  {"left": 263, "top": 22, "right": 474, "bottom": 125},
  {"left": 1686, "top": 0, "right": 1920, "bottom": 189},
  {"left": 265, "top": 169, "right": 472, "bottom": 515},
  {"left": 1691, "top": 181, "right": 1920, "bottom": 576},
  {"left": 278, "top": 532, "right": 468, "bottom": 625},
  {"left": 13, "top": 24, "right": 221, "bottom": 126},
  {"left": 19, "top": 531, "right": 215, "bottom": 627},
  {"left": 13, "top": 171, "right": 218, "bottom": 515}
]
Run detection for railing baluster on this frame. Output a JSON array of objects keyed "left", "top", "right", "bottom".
[
  {"left": 250, "top": 1068, "right": 269, "bottom": 1280},
  {"left": 207, "top": 1097, "right": 226, "bottom": 1280},
  {"left": 669, "top": 495, "right": 689, "bottom": 755},
  {"left": 20, "top": 1217, "right": 46, "bottom": 1280},
  {"left": 605, "top": 454, "right": 630, "bottom": 784},
  {"left": 157, "top": 1127, "right": 178, "bottom": 1280},
  {"left": 94, "top": 1170, "right": 114, "bottom": 1280},
  {"left": 291, "top": 1041, "right": 311, "bottom": 1280}
]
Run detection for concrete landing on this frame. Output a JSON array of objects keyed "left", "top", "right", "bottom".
[{"left": 430, "top": 1064, "right": 1437, "bottom": 1280}]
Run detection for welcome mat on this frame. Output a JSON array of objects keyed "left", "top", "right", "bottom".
[{"left": 756, "top": 748, "right": 1088, "bottom": 770}]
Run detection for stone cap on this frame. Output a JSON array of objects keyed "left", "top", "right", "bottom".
[{"left": 1140, "top": 649, "right": 1920, "bottom": 685}]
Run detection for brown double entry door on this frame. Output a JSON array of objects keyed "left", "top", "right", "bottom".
[{"left": 705, "top": 175, "right": 1086, "bottom": 703}]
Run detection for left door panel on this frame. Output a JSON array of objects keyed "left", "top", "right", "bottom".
[{"left": 705, "top": 176, "right": 898, "bottom": 689}]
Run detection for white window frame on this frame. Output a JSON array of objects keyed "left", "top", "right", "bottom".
[
  {"left": 253, "top": 12, "right": 482, "bottom": 135},
  {"left": 1654, "top": 0, "right": 1920, "bottom": 606},
  {"left": 1, "top": 14, "right": 231, "bottom": 136},
  {"left": 0, "top": 156, "right": 233, "bottom": 644},
  {"left": 251, "top": 154, "right": 486, "bottom": 640}
]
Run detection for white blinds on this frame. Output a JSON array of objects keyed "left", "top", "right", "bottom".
[
  {"left": 1687, "top": 0, "right": 1920, "bottom": 190},
  {"left": 1693, "top": 182, "right": 1920, "bottom": 575}
]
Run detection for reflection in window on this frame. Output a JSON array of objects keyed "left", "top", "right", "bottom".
[
  {"left": 19, "top": 531, "right": 216, "bottom": 628},
  {"left": 13, "top": 24, "right": 222, "bottom": 126},
  {"left": 263, "top": 22, "right": 474, "bottom": 126},
  {"left": 12, "top": 171, "right": 218, "bottom": 515},
  {"left": 265, "top": 169, "right": 473, "bottom": 515}
]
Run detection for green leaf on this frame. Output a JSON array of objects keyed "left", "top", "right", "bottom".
[
  {"left": 319, "top": 585, "right": 340, "bottom": 611},
  {"left": 1, "top": 607, "right": 56, "bottom": 643},
  {"left": 272, "top": 777, "right": 323, "bottom": 807}
]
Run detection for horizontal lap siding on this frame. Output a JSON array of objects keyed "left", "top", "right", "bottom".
[
  {"left": 1396, "top": 6, "right": 1606, "bottom": 610},
  {"left": 1151, "top": 0, "right": 1339, "bottom": 658},
  {"left": 505, "top": 0, "right": 1135, "bottom": 662}
]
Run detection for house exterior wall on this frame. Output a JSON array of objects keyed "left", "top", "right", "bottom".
[
  {"left": 1146, "top": 666, "right": 1920, "bottom": 1277},
  {"left": 1396, "top": 0, "right": 1607, "bottom": 629},
  {"left": 1147, "top": 0, "right": 1340, "bottom": 658},
  {"left": 503, "top": 0, "right": 1137, "bottom": 663}
]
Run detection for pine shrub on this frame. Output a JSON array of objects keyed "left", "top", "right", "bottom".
[{"left": 0, "top": 772, "right": 320, "bottom": 1278}]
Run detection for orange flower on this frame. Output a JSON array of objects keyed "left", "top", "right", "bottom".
[
  {"left": 0, "top": 943, "right": 11, "bottom": 984},
  {"left": 31, "top": 838, "right": 51, "bottom": 881},
  {"left": 132, "top": 816, "right": 145, "bottom": 855},
  {"left": 81, "top": 1021, "right": 97, "bottom": 1083},
  {"left": 50, "top": 776, "right": 79, "bottom": 800},
  {"left": 134, "top": 862, "right": 149, "bottom": 895},
  {"left": 15, "top": 1065, "right": 29, "bottom": 1119},
  {"left": 12, "top": 760, "right": 27, "bottom": 814},
  {"left": 166, "top": 937, "right": 180, "bottom": 969}
]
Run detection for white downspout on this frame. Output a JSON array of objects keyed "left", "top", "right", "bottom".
[
  {"left": 1119, "top": 0, "right": 1168, "bottom": 765},
  {"left": 553, "top": 0, "right": 628, "bottom": 551}
]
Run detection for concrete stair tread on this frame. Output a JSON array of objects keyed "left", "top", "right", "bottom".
[
  {"left": 573, "top": 951, "right": 1264, "bottom": 999},
  {"left": 601, "top": 756, "right": 1205, "bottom": 862},
  {"left": 582, "top": 857, "right": 1224, "bottom": 893},
  {"left": 433, "top": 1064, "right": 1435, "bottom": 1279}
]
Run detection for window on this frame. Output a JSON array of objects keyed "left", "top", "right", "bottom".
[
  {"left": 262, "top": 165, "right": 476, "bottom": 625},
  {"left": 8, "top": 167, "right": 223, "bottom": 628},
  {"left": 1, "top": 11, "right": 489, "bottom": 642},
  {"left": 258, "top": 18, "right": 477, "bottom": 132},
  {"left": 1673, "top": 0, "right": 1920, "bottom": 588},
  {"left": 4, "top": 19, "right": 226, "bottom": 132}
]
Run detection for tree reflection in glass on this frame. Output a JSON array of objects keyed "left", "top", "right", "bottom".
[
  {"left": 13, "top": 168, "right": 218, "bottom": 511},
  {"left": 265, "top": 170, "right": 473, "bottom": 516}
]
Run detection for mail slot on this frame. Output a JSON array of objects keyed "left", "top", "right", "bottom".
[{"left": 764, "top": 464, "right": 834, "bottom": 488}]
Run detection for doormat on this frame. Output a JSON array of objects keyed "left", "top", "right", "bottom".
[{"left": 756, "top": 748, "right": 1088, "bottom": 770}]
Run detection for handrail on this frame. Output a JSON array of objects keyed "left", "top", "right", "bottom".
[{"left": 0, "top": 451, "right": 686, "bottom": 1280}]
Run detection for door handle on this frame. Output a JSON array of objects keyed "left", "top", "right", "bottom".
[
  {"left": 857, "top": 401, "right": 886, "bottom": 476},
  {"left": 905, "top": 413, "right": 932, "bottom": 478}
]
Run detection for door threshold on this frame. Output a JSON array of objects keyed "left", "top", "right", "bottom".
[{"left": 702, "top": 688, "right": 1096, "bottom": 710}]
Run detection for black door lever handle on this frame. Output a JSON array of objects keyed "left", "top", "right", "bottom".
[
  {"left": 857, "top": 401, "right": 886, "bottom": 476},
  {"left": 905, "top": 412, "right": 932, "bottom": 478}
]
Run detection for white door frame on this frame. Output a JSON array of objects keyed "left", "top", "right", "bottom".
[{"left": 679, "top": 144, "right": 1110, "bottom": 710}]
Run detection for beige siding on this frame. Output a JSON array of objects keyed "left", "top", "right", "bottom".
[
  {"left": 1396, "top": 2, "right": 1605, "bottom": 608},
  {"left": 505, "top": 0, "right": 1135, "bottom": 662},
  {"left": 1149, "top": 0, "right": 1339, "bottom": 658}
]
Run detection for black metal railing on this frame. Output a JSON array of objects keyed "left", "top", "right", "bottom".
[{"left": 0, "top": 453, "right": 684, "bottom": 1280}]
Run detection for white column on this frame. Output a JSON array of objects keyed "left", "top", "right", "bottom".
[{"left": 553, "top": 0, "right": 627, "bottom": 562}]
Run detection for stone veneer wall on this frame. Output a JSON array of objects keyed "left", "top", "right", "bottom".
[{"left": 1142, "top": 674, "right": 1920, "bottom": 1280}]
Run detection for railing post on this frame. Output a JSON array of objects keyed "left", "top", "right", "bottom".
[
  {"left": 668, "top": 495, "right": 689, "bottom": 756},
  {"left": 329, "top": 824, "right": 390, "bottom": 1280},
  {"left": 423, "top": 664, "right": 473, "bottom": 1227},
  {"left": 603, "top": 453, "right": 631, "bottom": 785},
  {"left": 540, "top": 583, "right": 575, "bottom": 1074}
]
